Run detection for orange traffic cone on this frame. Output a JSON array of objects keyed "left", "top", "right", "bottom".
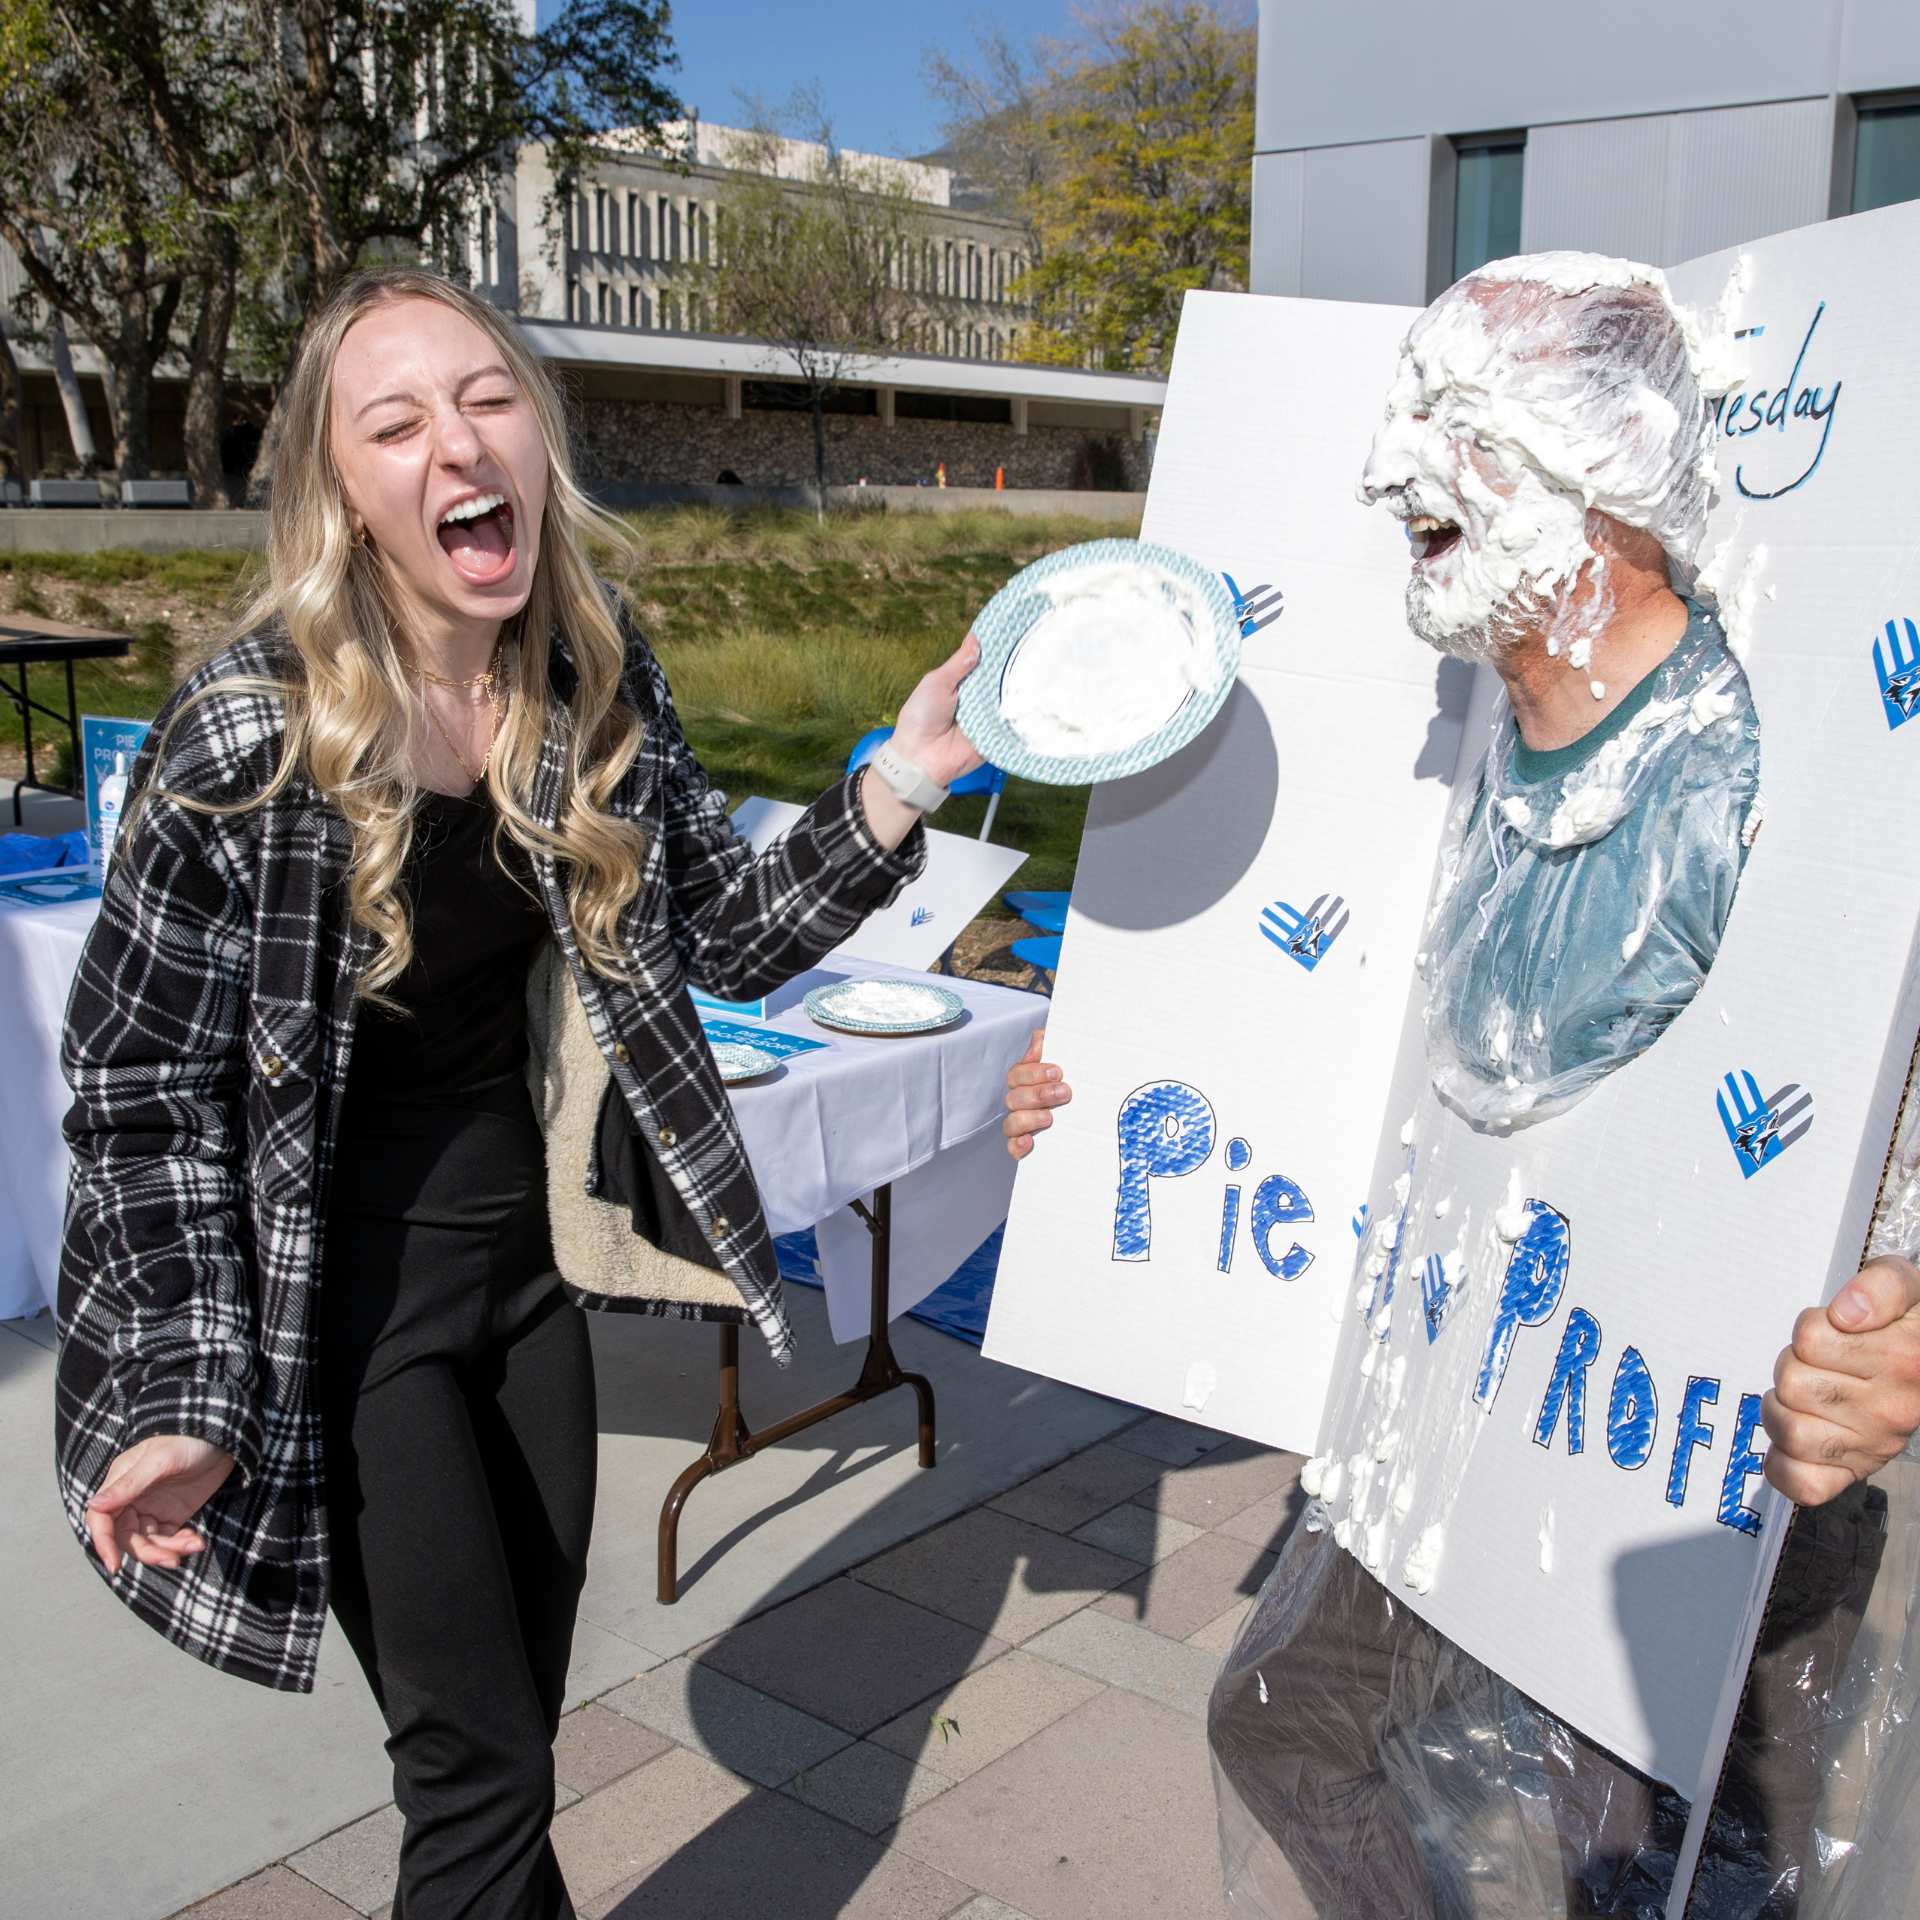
[{"left": 994, "top": 465, "right": 1005, "bottom": 491}]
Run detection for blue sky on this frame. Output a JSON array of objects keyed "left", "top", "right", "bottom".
[{"left": 539, "top": 0, "right": 1079, "bottom": 159}]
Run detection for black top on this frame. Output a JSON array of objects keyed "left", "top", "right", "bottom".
[{"left": 341, "top": 787, "right": 550, "bottom": 1120}]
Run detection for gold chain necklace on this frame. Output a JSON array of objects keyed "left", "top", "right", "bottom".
[
  {"left": 417, "top": 657, "right": 497, "bottom": 690},
  {"left": 417, "top": 640, "right": 507, "bottom": 786}
]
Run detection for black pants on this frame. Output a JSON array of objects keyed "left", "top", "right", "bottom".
[
  {"left": 322, "top": 1098, "right": 599, "bottom": 1920},
  {"left": 1209, "top": 1488, "right": 1886, "bottom": 1920}
]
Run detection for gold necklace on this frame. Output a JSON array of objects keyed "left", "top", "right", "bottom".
[
  {"left": 417, "top": 641, "right": 507, "bottom": 785},
  {"left": 417, "top": 658, "right": 497, "bottom": 690}
]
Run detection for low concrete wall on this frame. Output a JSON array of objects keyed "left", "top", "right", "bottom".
[
  {"left": 602, "top": 482, "right": 1144, "bottom": 521},
  {"left": 0, "top": 509, "right": 267, "bottom": 554},
  {"left": 835, "top": 486, "right": 1144, "bottom": 521},
  {"left": 0, "top": 486, "right": 1143, "bottom": 555}
]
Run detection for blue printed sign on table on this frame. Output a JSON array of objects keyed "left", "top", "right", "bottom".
[{"left": 80, "top": 714, "right": 151, "bottom": 874}]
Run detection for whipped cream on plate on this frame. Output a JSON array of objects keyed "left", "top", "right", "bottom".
[{"left": 998, "top": 557, "right": 1220, "bottom": 758}]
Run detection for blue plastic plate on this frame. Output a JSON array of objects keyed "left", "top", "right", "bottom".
[
  {"left": 956, "top": 538, "right": 1242, "bottom": 787},
  {"left": 803, "top": 980, "right": 965, "bottom": 1037}
]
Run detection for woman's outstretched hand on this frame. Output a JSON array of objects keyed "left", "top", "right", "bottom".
[
  {"left": 892, "top": 632, "right": 986, "bottom": 790},
  {"left": 85, "top": 1433, "right": 236, "bottom": 1575},
  {"left": 1004, "top": 1028, "right": 1072, "bottom": 1159},
  {"left": 860, "top": 632, "right": 987, "bottom": 848}
]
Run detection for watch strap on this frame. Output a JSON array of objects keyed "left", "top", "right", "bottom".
[{"left": 869, "top": 741, "right": 949, "bottom": 814}]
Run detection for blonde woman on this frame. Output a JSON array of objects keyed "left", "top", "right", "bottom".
[{"left": 54, "top": 268, "right": 981, "bottom": 1918}]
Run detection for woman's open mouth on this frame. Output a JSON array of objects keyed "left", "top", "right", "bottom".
[
  {"left": 435, "top": 491, "right": 517, "bottom": 584},
  {"left": 1407, "top": 514, "right": 1463, "bottom": 567}
]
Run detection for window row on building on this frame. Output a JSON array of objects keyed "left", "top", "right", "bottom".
[
  {"left": 1447, "top": 87, "right": 1920, "bottom": 282},
  {"left": 561, "top": 180, "right": 1029, "bottom": 311},
  {"left": 559, "top": 265, "right": 1024, "bottom": 361}
]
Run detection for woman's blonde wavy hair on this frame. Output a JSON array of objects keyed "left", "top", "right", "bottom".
[{"left": 143, "top": 267, "right": 650, "bottom": 998}]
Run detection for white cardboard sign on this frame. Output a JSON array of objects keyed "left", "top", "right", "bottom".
[
  {"left": 1318, "top": 203, "right": 1920, "bottom": 1799},
  {"left": 985, "top": 196, "right": 1920, "bottom": 1806},
  {"left": 982, "top": 290, "right": 1465, "bottom": 1453},
  {"left": 730, "top": 796, "right": 1028, "bottom": 974}
]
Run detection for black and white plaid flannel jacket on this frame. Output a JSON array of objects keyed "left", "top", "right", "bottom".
[{"left": 53, "top": 610, "right": 925, "bottom": 1692}]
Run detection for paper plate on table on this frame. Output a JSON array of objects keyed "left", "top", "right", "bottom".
[
  {"left": 708, "top": 1041, "right": 781, "bottom": 1083},
  {"left": 956, "top": 537, "right": 1242, "bottom": 787},
  {"left": 803, "top": 980, "right": 965, "bottom": 1037}
]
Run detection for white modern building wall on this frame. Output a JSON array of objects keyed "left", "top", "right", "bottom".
[{"left": 1252, "top": 0, "right": 1920, "bottom": 304}]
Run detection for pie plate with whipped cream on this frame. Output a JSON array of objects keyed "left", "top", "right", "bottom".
[
  {"left": 803, "top": 980, "right": 966, "bottom": 1037},
  {"left": 708, "top": 1042, "right": 781, "bottom": 1083},
  {"left": 956, "top": 537, "right": 1242, "bottom": 786}
]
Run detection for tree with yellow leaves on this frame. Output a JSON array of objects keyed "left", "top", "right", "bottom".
[{"left": 929, "top": 3, "right": 1254, "bottom": 376}]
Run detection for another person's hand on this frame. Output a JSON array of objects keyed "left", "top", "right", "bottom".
[
  {"left": 1762, "top": 1256, "right": 1920, "bottom": 1506},
  {"left": 84, "top": 1433, "right": 237, "bottom": 1575},
  {"left": 891, "top": 632, "right": 986, "bottom": 790},
  {"left": 1004, "top": 1028, "right": 1072, "bottom": 1159}
]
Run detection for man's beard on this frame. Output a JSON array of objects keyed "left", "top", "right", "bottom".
[{"left": 1405, "top": 568, "right": 1551, "bottom": 664}]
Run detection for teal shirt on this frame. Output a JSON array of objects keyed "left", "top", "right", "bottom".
[{"left": 1425, "top": 602, "right": 1761, "bottom": 1126}]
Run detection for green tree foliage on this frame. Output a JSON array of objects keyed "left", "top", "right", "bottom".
[
  {"left": 0, "top": 0, "right": 201, "bottom": 479},
  {"left": 240, "top": 0, "right": 682, "bottom": 493},
  {"left": 929, "top": 3, "right": 1254, "bottom": 375},
  {"left": 688, "top": 99, "right": 942, "bottom": 514},
  {"left": 0, "top": 0, "right": 681, "bottom": 495}
]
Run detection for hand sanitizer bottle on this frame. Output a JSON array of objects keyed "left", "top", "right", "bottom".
[{"left": 96, "top": 751, "right": 130, "bottom": 879}]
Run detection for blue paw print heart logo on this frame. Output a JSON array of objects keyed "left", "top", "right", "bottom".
[
  {"left": 910, "top": 906, "right": 935, "bottom": 928},
  {"left": 1260, "top": 893, "right": 1348, "bottom": 972},
  {"left": 1419, "top": 1254, "right": 1454, "bottom": 1344},
  {"left": 1221, "top": 571, "right": 1284, "bottom": 639},
  {"left": 1716, "top": 1070, "right": 1814, "bottom": 1178},
  {"left": 1873, "top": 618, "right": 1920, "bottom": 729}
]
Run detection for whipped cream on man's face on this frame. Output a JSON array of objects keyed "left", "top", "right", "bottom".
[
  {"left": 1355, "top": 254, "right": 1717, "bottom": 668},
  {"left": 999, "top": 558, "right": 1219, "bottom": 758},
  {"left": 1360, "top": 291, "right": 1599, "bottom": 663}
]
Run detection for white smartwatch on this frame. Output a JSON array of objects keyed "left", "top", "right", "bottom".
[{"left": 868, "top": 741, "right": 950, "bottom": 815}]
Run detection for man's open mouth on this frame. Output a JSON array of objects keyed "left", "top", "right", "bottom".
[
  {"left": 1407, "top": 514, "right": 1462, "bottom": 566},
  {"left": 435, "top": 491, "right": 516, "bottom": 583}
]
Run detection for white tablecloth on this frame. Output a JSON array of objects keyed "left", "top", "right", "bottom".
[
  {"left": 0, "top": 889, "right": 1035, "bottom": 1338},
  {"left": 0, "top": 887, "right": 94, "bottom": 1320}
]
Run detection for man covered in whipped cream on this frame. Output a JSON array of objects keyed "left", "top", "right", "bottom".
[
  {"left": 1007, "top": 252, "right": 1920, "bottom": 1917},
  {"left": 1371, "top": 261, "right": 1760, "bottom": 1131}
]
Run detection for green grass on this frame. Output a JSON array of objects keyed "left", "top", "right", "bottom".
[
  {"left": 0, "top": 546, "right": 261, "bottom": 594},
  {"left": 0, "top": 507, "right": 1131, "bottom": 899}
]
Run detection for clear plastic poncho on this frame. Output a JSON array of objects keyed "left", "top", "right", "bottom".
[
  {"left": 1209, "top": 626, "right": 1920, "bottom": 1917},
  {"left": 1210, "top": 1123, "right": 1920, "bottom": 1920},
  {"left": 1421, "top": 601, "right": 1761, "bottom": 1132}
]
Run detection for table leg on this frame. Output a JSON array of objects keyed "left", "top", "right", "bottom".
[
  {"left": 62, "top": 658, "right": 80, "bottom": 793},
  {"left": 13, "top": 663, "right": 33, "bottom": 823},
  {"left": 2, "top": 657, "right": 89, "bottom": 817},
  {"left": 654, "top": 1181, "right": 939, "bottom": 1605}
]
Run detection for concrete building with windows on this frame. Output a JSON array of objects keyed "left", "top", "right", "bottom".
[
  {"left": 469, "top": 118, "right": 1161, "bottom": 496},
  {"left": 3, "top": 112, "right": 1163, "bottom": 497},
  {"left": 509, "top": 119, "right": 1036, "bottom": 366},
  {"left": 1251, "top": 0, "right": 1920, "bottom": 305}
]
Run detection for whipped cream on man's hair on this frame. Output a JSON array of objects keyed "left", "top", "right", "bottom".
[{"left": 1359, "top": 250, "right": 1724, "bottom": 668}]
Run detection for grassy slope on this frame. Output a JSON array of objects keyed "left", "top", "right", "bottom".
[
  {"left": 0, "top": 506, "right": 1135, "bottom": 900},
  {"left": 0, "top": 550, "right": 259, "bottom": 788}
]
